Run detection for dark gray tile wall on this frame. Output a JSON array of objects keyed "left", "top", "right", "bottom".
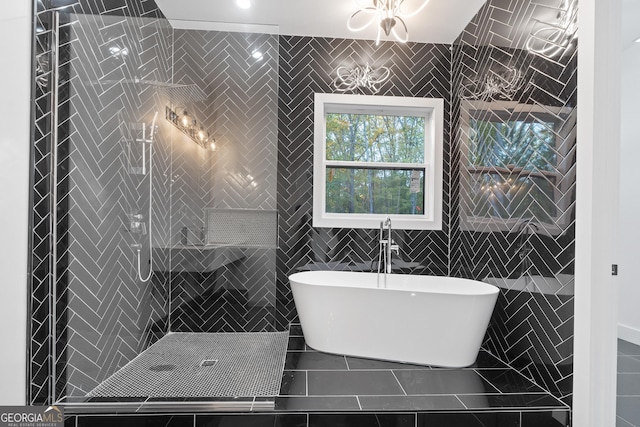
[
  {"left": 62, "top": 11, "right": 174, "bottom": 397},
  {"left": 275, "top": 37, "right": 452, "bottom": 329},
  {"left": 31, "top": 1, "right": 56, "bottom": 404},
  {"left": 168, "top": 30, "right": 279, "bottom": 333},
  {"left": 30, "top": 0, "right": 173, "bottom": 401},
  {"left": 450, "top": 0, "right": 577, "bottom": 402},
  {"left": 64, "top": 10, "right": 170, "bottom": 396},
  {"left": 29, "top": 2, "right": 282, "bottom": 402}
]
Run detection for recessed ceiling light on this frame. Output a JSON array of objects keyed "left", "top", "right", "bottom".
[
  {"left": 634, "top": 36, "right": 640, "bottom": 43},
  {"left": 235, "top": 0, "right": 251, "bottom": 9}
]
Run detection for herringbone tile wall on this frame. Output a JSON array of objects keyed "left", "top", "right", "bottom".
[
  {"left": 275, "top": 37, "right": 452, "bottom": 329},
  {"left": 28, "top": 0, "right": 577, "bottom": 408},
  {"left": 451, "top": 0, "right": 577, "bottom": 401},
  {"left": 29, "top": 3, "right": 281, "bottom": 401},
  {"left": 31, "top": 0, "right": 56, "bottom": 404},
  {"left": 61, "top": 10, "right": 173, "bottom": 397},
  {"left": 30, "top": 0, "right": 175, "bottom": 400},
  {"left": 169, "top": 30, "right": 279, "bottom": 333}
]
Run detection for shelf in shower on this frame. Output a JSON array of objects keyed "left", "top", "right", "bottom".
[{"left": 152, "top": 246, "right": 245, "bottom": 273}]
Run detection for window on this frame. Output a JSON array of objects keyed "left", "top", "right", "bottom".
[
  {"left": 313, "top": 93, "right": 444, "bottom": 230},
  {"left": 460, "top": 100, "right": 575, "bottom": 234}
]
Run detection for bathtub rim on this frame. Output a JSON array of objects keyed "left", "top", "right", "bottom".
[{"left": 289, "top": 270, "right": 499, "bottom": 297}]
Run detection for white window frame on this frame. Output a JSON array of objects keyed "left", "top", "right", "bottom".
[
  {"left": 313, "top": 93, "right": 444, "bottom": 230},
  {"left": 459, "top": 100, "right": 576, "bottom": 235}
]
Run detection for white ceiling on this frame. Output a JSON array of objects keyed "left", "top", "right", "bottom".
[{"left": 154, "top": 0, "right": 487, "bottom": 44}]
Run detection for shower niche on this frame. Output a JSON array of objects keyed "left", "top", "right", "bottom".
[{"left": 153, "top": 209, "right": 278, "bottom": 272}]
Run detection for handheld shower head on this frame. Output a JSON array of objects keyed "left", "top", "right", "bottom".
[{"left": 149, "top": 111, "right": 158, "bottom": 142}]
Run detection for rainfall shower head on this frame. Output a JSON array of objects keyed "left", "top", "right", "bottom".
[
  {"left": 159, "top": 83, "right": 207, "bottom": 105},
  {"left": 88, "top": 78, "right": 207, "bottom": 105}
]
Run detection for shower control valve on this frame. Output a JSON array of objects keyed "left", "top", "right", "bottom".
[{"left": 128, "top": 220, "right": 147, "bottom": 235}]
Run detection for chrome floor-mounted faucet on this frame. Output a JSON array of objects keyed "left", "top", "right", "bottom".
[
  {"left": 377, "top": 216, "right": 400, "bottom": 287},
  {"left": 383, "top": 216, "right": 400, "bottom": 274}
]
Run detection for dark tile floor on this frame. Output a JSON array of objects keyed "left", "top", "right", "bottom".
[
  {"left": 61, "top": 324, "right": 570, "bottom": 427},
  {"left": 618, "top": 339, "right": 640, "bottom": 427},
  {"left": 63, "top": 325, "right": 572, "bottom": 426},
  {"left": 275, "top": 325, "right": 569, "bottom": 415}
]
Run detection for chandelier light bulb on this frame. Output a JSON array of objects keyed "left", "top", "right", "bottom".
[
  {"left": 166, "top": 106, "right": 213, "bottom": 151},
  {"left": 181, "top": 112, "right": 190, "bottom": 127}
]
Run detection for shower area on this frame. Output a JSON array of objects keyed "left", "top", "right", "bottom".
[{"left": 31, "top": 2, "right": 283, "bottom": 407}]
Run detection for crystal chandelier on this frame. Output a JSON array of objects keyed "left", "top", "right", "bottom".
[{"left": 347, "top": 0, "right": 431, "bottom": 45}]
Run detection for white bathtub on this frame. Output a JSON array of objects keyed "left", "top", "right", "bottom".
[{"left": 289, "top": 271, "right": 499, "bottom": 368}]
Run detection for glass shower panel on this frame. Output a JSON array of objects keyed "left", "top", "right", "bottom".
[
  {"left": 46, "top": 7, "right": 281, "bottom": 405},
  {"left": 167, "top": 28, "right": 280, "bottom": 334},
  {"left": 54, "top": 10, "right": 173, "bottom": 399}
]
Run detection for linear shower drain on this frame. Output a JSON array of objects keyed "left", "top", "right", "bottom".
[{"left": 200, "top": 359, "right": 218, "bottom": 368}]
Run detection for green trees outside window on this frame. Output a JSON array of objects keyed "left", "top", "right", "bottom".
[
  {"left": 313, "top": 93, "right": 443, "bottom": 230},
  {"left": 324, "top": 113, "right": 426, "bottom": 215}
]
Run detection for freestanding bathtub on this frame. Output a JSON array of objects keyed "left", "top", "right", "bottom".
[{"left": 289, "top": 271, "right": 499, "bottom": 367}]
